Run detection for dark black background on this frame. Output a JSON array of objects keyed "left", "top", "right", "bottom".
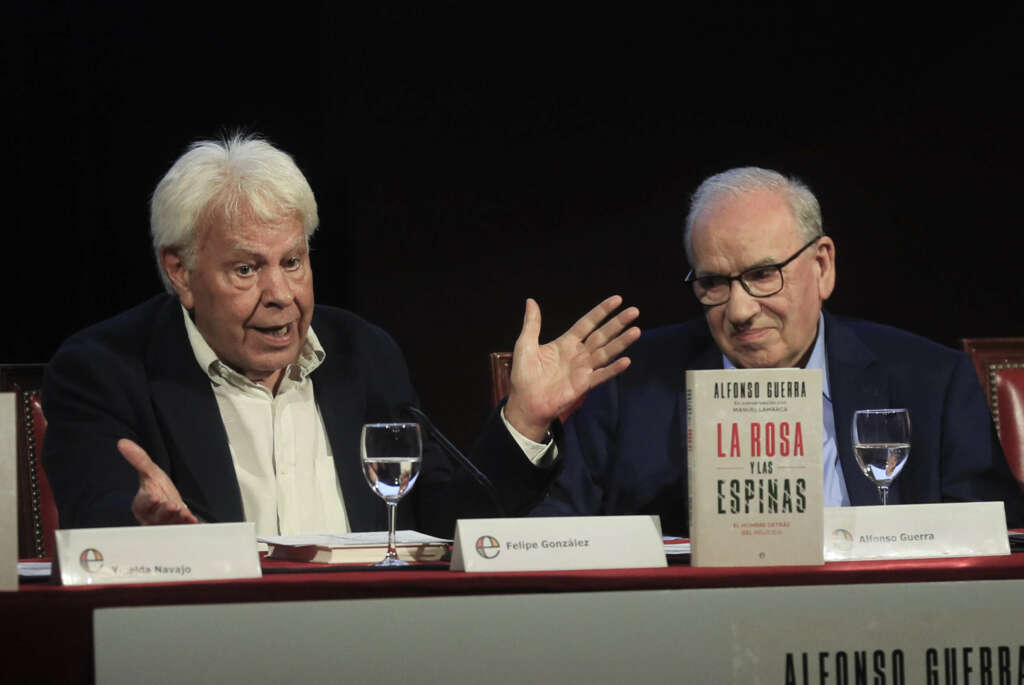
[{"left": 7, "top": 3, "right": 1023, "bottom": 447}]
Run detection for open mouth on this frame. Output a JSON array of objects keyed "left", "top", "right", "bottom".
[{"left": 253, "top": 323, "right": 292, "bottom": 338}]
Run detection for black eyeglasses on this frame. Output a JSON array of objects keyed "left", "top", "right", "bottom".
[{"left": 684, "top": 237, "right": 821, "bottom": 306}]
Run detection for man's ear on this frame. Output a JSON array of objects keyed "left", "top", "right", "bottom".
[
  {"left": 814, "top": 236, "right": 836, "bottom": 301},
  {"left": 160, "top": 248, "right": 195, "bottom": 309}
]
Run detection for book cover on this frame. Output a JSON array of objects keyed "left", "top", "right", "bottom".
[{"left": 686, "top": 368, "right": 824, "bottom": 567}]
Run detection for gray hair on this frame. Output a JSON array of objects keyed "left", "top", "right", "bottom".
[
  {"left": 683, "top": 167, "right": 822, "bottom": 264},
  {"left": 150, "top": 134, "right": 319, "bottom": 293}
]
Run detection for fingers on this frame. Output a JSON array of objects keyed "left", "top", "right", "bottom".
[
  {"left": 569, "top": 297, "right": 640, "bottom": 389},
  {"left": 583, "top": 308, "right": 641, "bottom": 354},
  {"left": 167, "top": 500, "right": 199, "bottom": 524},
  {"left": 118, "top": 438, "right": 159, "bottom": 479},
  {"left": 587, "top": 356, "right": 633, "bottom": 390},
  {"left": 132, "top": 492, "right": 199, "bottom": 525},
  {"left": 566, "top": 297, "right": 641, "bottom": 354},
  {"left": 527, "top": 295, "right": 638, "bottom": 351},
  {"left": 565, "top": 296, "right": 639, "bottom": 367},
  {"left": 566, "top": 295, "right": 625, "bottom": 341},
  {"left": 589, "top": 319, "right": 641, "bottom": 359},
  {"left": 120, "top": 438, "right": 198, "bottom": 525},
  {"left": 167, "top": 505, "right": 199, "bottom": 525}
]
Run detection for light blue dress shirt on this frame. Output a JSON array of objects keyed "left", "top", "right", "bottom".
[{"left": 722, "top": 312, "right": 850, "bottom": 507}]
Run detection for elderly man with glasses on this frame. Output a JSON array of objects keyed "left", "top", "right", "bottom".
[{"left": 495, "top": 166, "right": 1024, "bottom": 533}]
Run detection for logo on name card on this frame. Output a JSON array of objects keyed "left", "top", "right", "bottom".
[
  {"left": 79, "top": 548, "right": 104, "bottom": 572},
  {"left": 831, "top": 529, "right": 854, "bottom": 552},
  {"left": 475, "top": 535, "right": 500, "bottom": 559}
]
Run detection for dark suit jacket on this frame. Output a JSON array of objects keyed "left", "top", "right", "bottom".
[
  {"left": 504, "top": 311, "right": 1024, "bottom": 534},
  {"left": 42, "top": 294, "right": 506, "bottom": 537}
]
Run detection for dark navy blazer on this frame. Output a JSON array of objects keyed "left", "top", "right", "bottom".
[
  {"left": 521, "top": 311, "right": 1024, "bottom": 535},
  {"left": 41, "top": 294, "right": 507, "bottom": 536}
]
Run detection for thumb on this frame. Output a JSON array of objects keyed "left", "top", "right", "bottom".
[
  {"left": 117, "top": 438, "right": 157, "bottom": 480},
  {"left": 516, "top": 298, "right": 542, "bottom": 347}
]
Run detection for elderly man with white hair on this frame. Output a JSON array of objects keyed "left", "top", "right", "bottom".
[
  {"left": 495, "top": 166, "right": 1024, "bottom": 533},
  {"left": 41, "top": 135, "right": 639, "bottom": 537}
]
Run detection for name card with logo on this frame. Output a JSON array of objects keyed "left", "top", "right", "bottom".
[
  {"left": 824, "top": 502, "right": 1009, "bottom": 561},
  {"left": 55, "top": 522, "right": 261, "bottom": 585},
  {"left": 450, "top": 515, "right": 666, "bottom": 572}
]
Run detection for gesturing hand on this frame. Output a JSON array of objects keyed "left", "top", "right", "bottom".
[
  {"left": 504, "top": 295, "right": 640, "bottom": 441},
  {"left": 117, "top": 438, "right": 199, "bottom": 525}
]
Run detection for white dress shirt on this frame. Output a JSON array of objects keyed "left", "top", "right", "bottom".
[
  {"left": 722, "top": 313, "right": 849, "bottom": 507},
  {"left": 182, "top": 309, "right": 351, "bottom": 536}
]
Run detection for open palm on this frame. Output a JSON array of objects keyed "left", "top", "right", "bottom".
[{"left": 504, "top": 296, "right": 640, "bottom": 441}]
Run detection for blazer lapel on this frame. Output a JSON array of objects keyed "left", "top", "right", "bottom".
[
  {"left": 312, "top": 324, "right": 384, "bottom": 531},
  {"left": 824, "top": 312, "right": 892, "bottom": 506},
  {"left": 146, "top": 299, "right": 244, "bottom": 523},
  {"left": 678, "top": 333, "right": 726, "bottom": 461}
]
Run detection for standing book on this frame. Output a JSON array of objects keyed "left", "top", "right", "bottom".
[{"left": 686, "top": 368, "right": 824, "bottom": 567}]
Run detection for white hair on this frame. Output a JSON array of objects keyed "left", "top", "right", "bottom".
[
  {"left": 150, "top": 134, "right": 319, "bottom": 292},
  {"left": 683, "top": 166, "right": 822, "bottom": 264}
]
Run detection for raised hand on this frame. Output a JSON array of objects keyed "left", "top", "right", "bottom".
[
  {"left": 117, "top": 438, "right": 199, "bottom": 525},
  {"left": 504, "top": 295, "right": 640, "bottom": 441}
]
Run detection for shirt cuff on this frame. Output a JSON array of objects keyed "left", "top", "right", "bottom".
[{"left": 501, "top": 407, "right": 558, "bottom": 467}]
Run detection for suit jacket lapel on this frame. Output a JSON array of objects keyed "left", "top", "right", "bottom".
[
  {"left": 681, "top": 314, "right": 895, "bottom": 506},
  {"left": 146, "top": 298, "right": 244, "bottom": 523},
  {"left": 677, "top": 328, "right": 726, "bottom": 460},
  {"left": 824, "top": 311, "right": 891, "bottom": 506},
  {"left": 312, "top": 316, "right": 385, "bottom": 531}
]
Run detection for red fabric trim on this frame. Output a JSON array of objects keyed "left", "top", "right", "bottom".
[{"left": 7, "top": 552, "right": 1024, "bottom": 684}]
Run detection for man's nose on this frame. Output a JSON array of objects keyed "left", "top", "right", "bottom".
[
  {"left": 259, "top": 267, "right": 294, "bottom": 307},
  {"left": 724, "top": 279, "right": 760, "bottom": 324}
]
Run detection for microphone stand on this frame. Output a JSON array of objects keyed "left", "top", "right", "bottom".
[{"left": 402, "top": 404, "right": 506, "bottom": 517}]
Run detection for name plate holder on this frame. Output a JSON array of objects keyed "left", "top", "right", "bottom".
[
  {"left": 824, "top": 502, "right": 1009, "bottom": 561},
  {"left": 55, "top": 522, "right": 261, "bottom": 585},
  {"left": 450, "top": 515, "right": 666, "bottom": 572}
]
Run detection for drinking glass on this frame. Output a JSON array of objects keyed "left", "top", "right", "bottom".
[
  {"left": 360, "top": 423, "right": 423, "bottom": 566},
  {"left": 851, "top": 409, "right": 911, "bottom": 505}
]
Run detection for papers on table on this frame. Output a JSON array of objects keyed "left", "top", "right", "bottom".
[
  {"left": 260, "top": 530, "right": 451, "bottom": 564},
  {"left": 18, "top": 561, "right": 52, "bottom": 579},
  {"left": 663, "top": 537, "right": 691, "bottom": 556},
  {"left": 259, "top": 530, "right": 450, "bottom": 548}
]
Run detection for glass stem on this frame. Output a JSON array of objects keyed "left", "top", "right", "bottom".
[
  {"left": 385, "top": 501, "right": 398, "bottom": 561},
  {"left": 879, "top": 486, "right": 889, "bottom": 506}
]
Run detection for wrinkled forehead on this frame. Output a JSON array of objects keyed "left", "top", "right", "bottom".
[
  {"left": 690, "top": 189, "right": 800, "bottom": 271},
  {"left": 195, "top": 202, "right": 301, "bottom": 248}
]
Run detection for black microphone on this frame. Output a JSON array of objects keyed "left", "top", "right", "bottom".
[{"left": 402, "top": 404, "right": 506, "bottom": 517}]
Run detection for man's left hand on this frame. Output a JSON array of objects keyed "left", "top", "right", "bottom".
[
  {"left": 118, "top": 438, "right": 200, "bottom": 525},
  {"left": 504, "top": 295, "right": 640, "bottom": 441}
]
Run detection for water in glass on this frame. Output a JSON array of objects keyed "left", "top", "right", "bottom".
[
  {"left": 851, "top": 408, "right": 911, "bottom": 506},
  {"left": 360, "top": 422, "right": 422, "bottom": 566}
]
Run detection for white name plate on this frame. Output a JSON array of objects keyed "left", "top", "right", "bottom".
[
  {"left": 450, "top": 515, "right": 666, "bottom": 572},
  {"left": 55, "top": 522, "right": 261, "bottom": 585},
  {"left": 824, "top": 502, "right": 1009, "bottom": 561}
]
